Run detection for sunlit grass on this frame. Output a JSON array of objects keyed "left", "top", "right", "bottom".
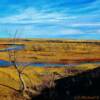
[{"left": 0, "top": 39, "right": 100, "bottom": 99}]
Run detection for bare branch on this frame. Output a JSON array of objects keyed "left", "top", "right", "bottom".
[
  {"left": 0, "top": 84, "right": 19, "bottom": 92},
  {"left": 6, "top": 30, "right": 29, "bottom": 95},
  {"left": 21, "top": 72, "right": 33, "bottom": 87}
]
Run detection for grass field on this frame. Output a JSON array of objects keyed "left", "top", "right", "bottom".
[
  {"left": 0, "top": 39, "right": 100, "bottom": 100},
  {"left": 0, "top": 39, "right": 100, "bottom": 63}
]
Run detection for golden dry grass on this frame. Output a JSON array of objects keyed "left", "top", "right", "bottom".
[
  {"left": 0, "top": 64, "right": 100, "bottom": 100},
  {"left": 0, "top": 39, "right": 100, "bottom": 99},
  {"left": 0, "top": 39, "right": 100, "bottom": 64}
]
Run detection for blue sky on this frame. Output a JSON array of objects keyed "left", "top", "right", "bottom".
[{"left": 0, "top": 0, "right": 100, "bottom": 39}]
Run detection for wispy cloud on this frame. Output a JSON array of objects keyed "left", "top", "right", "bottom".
[
  {"left": 0, "top": 0, "right": 100, "bottom": 39},
  {"left": 0, "top": 7, "right": 76, "bottom": 24},
  {"left": 70, "top": 23, "right": 100, "bottom": 27}
]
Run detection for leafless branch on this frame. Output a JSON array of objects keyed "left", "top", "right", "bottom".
[{"left": 0, "top": 84, "right": 19, "bottom": 92}]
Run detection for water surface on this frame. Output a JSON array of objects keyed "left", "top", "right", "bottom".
[{"left": 0, "top": 60, "right": 100, "bottom": 67}]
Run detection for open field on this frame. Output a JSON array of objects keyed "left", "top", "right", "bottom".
[
  {"left": 0, "top": 39, "right": 100, "bottom": 63},
  {"left": 0, "top": 39, "right": 100, "bottom": 100},
  {"left": 0, "top": 64, "right": 100, "bottom": 100}
]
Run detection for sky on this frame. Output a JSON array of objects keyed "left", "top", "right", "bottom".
[{"left": 0, "top": 0, "right": 100, "bottom": 39}]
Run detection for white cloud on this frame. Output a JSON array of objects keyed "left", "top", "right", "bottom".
[
  {"left": 0, "top": 7, "right": 100, "bottom": 38},
  {"left": 58, "top": 29, "right": 84, "bottom": 35},
  {"left": 71, "top": 23, "right": 100, "bottom": 27},
  {"left": 0, "top": 7, "right": 76, "bottom": 24}
]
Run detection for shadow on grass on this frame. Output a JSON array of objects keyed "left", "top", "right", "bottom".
[{"left": 31, "top": 67, "right": 100, "bottom": 100}]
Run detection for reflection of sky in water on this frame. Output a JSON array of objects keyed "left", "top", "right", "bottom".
[
  {"left": 0, "top": 60, "right": 100, "bottom": 67},
  {"left": 0, "top": 0, "right": 100, "bottom": 39}
]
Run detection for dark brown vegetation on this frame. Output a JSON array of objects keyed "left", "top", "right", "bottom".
[{"left": 32, "top": 67, "right": 100, "bottom": 100}]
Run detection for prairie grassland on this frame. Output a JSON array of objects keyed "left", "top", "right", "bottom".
[
  {"left": 0, "top": 39, "right": 100, "bottom": 99},
  {"left": 0, "top": 39, "right": 100, "bottom": 63},
  {"left": 0, "top": 64, "right": 100, "bottom": 100}
]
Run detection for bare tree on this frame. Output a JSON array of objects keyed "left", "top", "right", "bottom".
[
  {"left": 7, "top": 30, "right": 28, "bottom": 95},
  {"left": 7, "top": 31, "right": 42, "bottom": 99}
]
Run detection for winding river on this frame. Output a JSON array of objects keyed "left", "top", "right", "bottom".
[{"left": 0, "top": 45, "right": 100, "bottom": 67}]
